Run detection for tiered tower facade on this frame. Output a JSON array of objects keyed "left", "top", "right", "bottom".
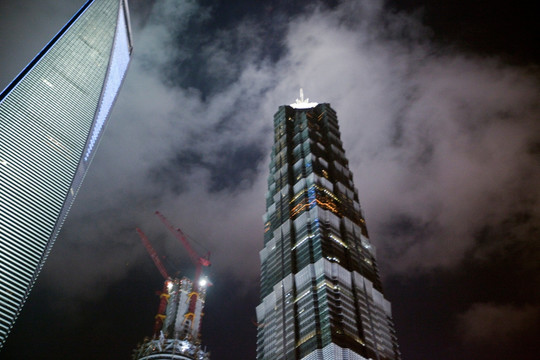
[
  {"left": 256, "top": 93, "right": 400, "bottom": 360},
  {"left": 0, "top": 0, "right": 132, "bottom": 348}
]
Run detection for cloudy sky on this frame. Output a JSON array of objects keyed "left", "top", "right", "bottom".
[{"left": 1, "top": 0, "right": 539, "bottom": 359}]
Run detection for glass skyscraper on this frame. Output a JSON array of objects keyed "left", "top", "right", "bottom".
[
  {"left": 256, "top": 94, "right": 400, "bottom": 360},
  {"left": 0, "top": 0, "right": 132, "bottom": 348}
]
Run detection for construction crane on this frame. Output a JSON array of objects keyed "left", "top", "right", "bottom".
[
  {"left": 136, "top": 228, "right": 171, "bottom": 337},
  {"left": 154, "top": 211, "right": 211, "bottom": 334}
]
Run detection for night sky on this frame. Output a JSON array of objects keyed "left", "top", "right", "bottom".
[{"left": 1, "top": 0, "right": 539, "bottom": 359}]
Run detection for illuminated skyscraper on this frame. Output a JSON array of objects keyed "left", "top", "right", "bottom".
[
  {"left": 132, "top": 277, "right": 211, "bottom": 360},
  {"left": 0, "top": 0, "right": 132, "bottom": 347},
  {"left": 256, "top": 92, "right": 400, "bottom": 360}
]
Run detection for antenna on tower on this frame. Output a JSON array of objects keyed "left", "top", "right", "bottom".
[
  {"left": 296, "top": 88, "right": 309, "bottom": 104},
  {"left": 291, "top": 88, "right": 317, "bottom": 109}
]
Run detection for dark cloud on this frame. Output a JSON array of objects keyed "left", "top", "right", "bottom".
[
  {"left": 457, "top": 303, "right": 540, "bottom": 343},
  {"left": 455, "top": 302, "right": 540, "bottom": 359},
  {"left": 1, "top": 0, "right": 539, "bottom": 359},
  {"left": 387, "top": 0, "right": 540, "bottom": 64}
]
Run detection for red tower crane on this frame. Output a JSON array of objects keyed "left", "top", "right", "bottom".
[
  {"left": 154, "top": 211, "right": 211, "bottom": 329},
  {"left": 136, "top": 227, "right": 171, "bottom": 337}
]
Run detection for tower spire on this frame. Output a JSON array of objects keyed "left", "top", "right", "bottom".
[{"left": 290, "top": 88, "right": 318, "bottom": 109}]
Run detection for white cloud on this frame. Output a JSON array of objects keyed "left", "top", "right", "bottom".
[{"left": 38, "top": 0, "right": 540, "bottom": 300}]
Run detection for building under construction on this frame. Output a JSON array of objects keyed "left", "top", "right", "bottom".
[{"left": 133, "top": 212, "right": 211, "bottom": 360}]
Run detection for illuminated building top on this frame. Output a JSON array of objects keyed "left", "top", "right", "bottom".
[{"left": 290, "top": 88, "right": 318, "bottom": 109}]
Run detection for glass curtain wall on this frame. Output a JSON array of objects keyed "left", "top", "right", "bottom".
[
  {"left": 0, "top": 0, "right": 132, "bottom": 347},
  {"left": 257, "top": 103, "right": 400, "bottom": 360}
]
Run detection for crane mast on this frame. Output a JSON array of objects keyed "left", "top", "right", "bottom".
[
  {"left": 136, "top": 212, "right": 211, "bottom": 343},
  {"left": 155, "top": 211, "right": 211, "bottom": 328},
  {"left": 136, "top": 228, "right": 170, "bottom": 336},
  {"left": 136, "top": 228, "right": 169, "bottom": 279}
]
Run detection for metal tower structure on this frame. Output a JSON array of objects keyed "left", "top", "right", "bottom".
[
  {"left": 133, "top": 213, "right": 211, "bottom": 360},
  {"left": 256, "top": 92, "right": 400, "bottom": 360}
]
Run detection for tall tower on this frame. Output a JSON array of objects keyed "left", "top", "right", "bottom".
[
  {"left": 0, "top": 0, "right": 132, "bottom": 348},
  {"left": 133, "top": 223, "right": 211, "bottom": 360},
  {"left": 256, "top": 92, "right": 400, "bottom": 360},
  {"left": 132, "top": 277, "right": 211, "bottom": 360}
]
